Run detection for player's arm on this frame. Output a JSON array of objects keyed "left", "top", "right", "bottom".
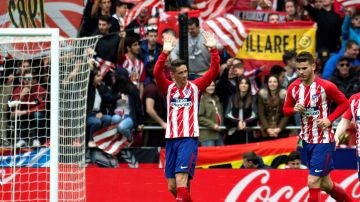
[
  {"left": 326, "top": 81, "right": 349, "bottom": 123},
  {"left": 194, "top": 31, "right": 220, "bottom": 91},
  {"left": 153, "top": 35, "right": 175, "bottom": 94},
  {"left": 334, "top": 95, "right": 354, "bottom": 146},
  {"left": 282, "top": 85, "right": 296, "bottom": 116}
]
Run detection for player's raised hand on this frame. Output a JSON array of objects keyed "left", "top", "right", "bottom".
[
  {"left": 202, "top": 31, "right": 216, "bottom": 49},
  {"left": 162, "top": 34, "right": 176, "bottom": 54}
]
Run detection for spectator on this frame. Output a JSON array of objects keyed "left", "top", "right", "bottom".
[
  {"left": 313, "top": 0, "right": 322, "bottom": 10},
  {"left": 302, "top": 0, "right": 342, "bottom": 54},
  {"left": 10, "top": 72, "right": 47, "bottom": 148},
  {"left": 86, "top": 68, "right": 112, "bottom": 148},
  {"left": 198, "top": 81, "right": 224, "bottom": 147},
  {"left": 269, "top": 65, "right": 286, "bottom": 88},
  {"left": 282, "top": 50, "right": 298, "bottom": 88},
  {"left": 110, "top": 68, "right": 144, "bottom": 143},
  {"left": 171, "top": 17, "right": 222, "bottom": 79},
  {"left": 224, "top": 77, "right": 258, "bottom": 145},
  {"left": 241, "top": 151, "right": 270, "bottom": 169},
  {"left": 111, "top": 0, "right": 130, "bottom": 34},
  {"left": 268, "top": 13, "right": 280, "bottom": 23},
  {"left": 330, "top": 57, "right": 360, "bottom": 99},
  {"left": 322, "top": 40, "right": 360, "bottom": 80},
  {"left": 284, "top": 151, "right": 307, "bottom": 169},
  {"left": 342, "top": 7, "right": 360, "bottom": 48},
  {"left": 284, "top": 0, "right": 300, "bottom": 21},
  {"left": 216, "top": 58, "right": 245, "bottom": 115},
  {"left": 138, "top": 26, "right": 162, "bottom": 84},
  {"left": 126, "top": 7, "right": 149, "bottom": 40},
  {"left": 93, "top": 15, "right": 121, "bottom": 64},
  {"left": 117, "top": 36, "right": 146, "bottom": 99},
  {"left": 78, "top": 0, "right": 113, "bottom": 37},
  {"left": 142, "top": 64, "right": 166, "bottom": 147},
  {"left": 258, "top": 75, "right": 289, "bottom": 139}
]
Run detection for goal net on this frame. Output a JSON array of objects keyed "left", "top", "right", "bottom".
[{"left": 0, "top": 28, "right": 99, "bottom": 202}]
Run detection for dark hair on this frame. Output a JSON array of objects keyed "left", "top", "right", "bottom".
[
  {"left": 296, "top": 51, "right": 314, "bottom": 65},
  {"left": 346, "top": 40, "right": 359, "bottom": 49},
  {"left": 242, "top": 151, "right": 259, "bottom": 165},
  {"left": 146, "top": 63, "right": 155, "bottom": 79},
  {"left": 270, "top": 65, "right": 285, "bottom": 76},
  {"left": 268, "top": 13, "right": 279, "bottom": 20},
  {"left": 170, "top": 59, "right": 187, "bottom": 72},
  {"left": 98, "top": 15, "right": 112, "bottom": 24},
  {"left": 282, "top": 50, "right": 297, "bottom": 65},
  {"left": 114, "top": 74, "right": 133, "bottom": 94},
  {"left": 232, "top": 58, "right": 244, "bottom": 69},
  {"left": 188, "top": 17, "right": 199, "bottom": 27},
  {"left": 234, "top": 77, "right": 253, "bottom": 109},
  {"left": 115, "top": 0, "right": 127, "bottom": 7},
  {"left": 352, "top": 9, "right": 360, "bottom": 19},
  {"left": 338, "top": 56, "right": 351, "bottom": 64},
  {"left": 125, "top": 36, "right": 139, "bottom": 50},
  {"left": 287, "top": 151, "right": 301, "bottom": 162},
  {"left": 89, "top": 67, "right": 101, "bottom": 86},
  {"left": 266, "top": 74, "right": 281, "bottom": 93}
]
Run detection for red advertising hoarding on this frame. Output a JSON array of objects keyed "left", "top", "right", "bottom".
[
  {"left": 0, "top": 168, "right": 358, "bottom": 201},
  {"left": 87, "top": 168, "right": 358, "bottom": 202}
]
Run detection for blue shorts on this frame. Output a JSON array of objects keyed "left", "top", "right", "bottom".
[
  {"left": 165, "top": 137, "right": 198, "bottom": 179},
  {"left": 302, "top": 140, "right": 335, "bottom": 177}
]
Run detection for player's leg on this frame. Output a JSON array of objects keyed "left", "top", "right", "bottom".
[
  {"left": 175, "top": 137, "right": 198, "bottom": 202},
  {"left": 165, "top": 139, "right": 177, "bottom": 198},
  {"left": 320, "top": 175, "right": 353, "bottom": 202},
  {"left": 167, "top": 178, "right": 177, "bottom": 197},
  {"left": 303, "top": 141, "right": 322, "bottom": 202}
]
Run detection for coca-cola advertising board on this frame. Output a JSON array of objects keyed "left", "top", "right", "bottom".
[
  {"left": 86, "top": 168, "right": 358, "bottom": 202},
  {"left": 0, "top": 168, "right": 358, "bottom": 201}
]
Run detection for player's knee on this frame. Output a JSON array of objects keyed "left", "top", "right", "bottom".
[
  {"left": 175, "top": 173, "right": 188, "bottom": 187},
  {"left": 168, "top": 182, "right": 176, "bottom": 194},
  {"left": 320, "top": 179, "right": 332, "bottom": 192},
  {"left": 307, "top": 176, "right": 321, "bottom": 188}
]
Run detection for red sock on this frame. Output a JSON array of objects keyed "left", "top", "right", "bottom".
[
  {"left": 176, "top": 187, "right": 190, "bottom": 202},
  {"left": 327, "top": 183, "right": 353, "bottom": 202},
  {"left": 308, "top": 188, "right": 321, "bottom": 202}
]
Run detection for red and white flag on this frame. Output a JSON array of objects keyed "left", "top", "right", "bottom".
[
  {"left": 203, "top": 14, "right": 248, "bottom": 56},
  {"left": 92, "top": 124, "right": 132, "bottom": 156},
  {"left": 193, "top": 0, "right": 236, "bottom": 21},
  {"left": 124, "top": 0, "right": 164, "bottom": 26},
  {"left": 339, "top": 0, "right": 360, "bottom": 7}
]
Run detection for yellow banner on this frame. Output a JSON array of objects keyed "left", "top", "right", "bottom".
[{"left": 237, "top": 22, "right": 316, "bottom": 61}]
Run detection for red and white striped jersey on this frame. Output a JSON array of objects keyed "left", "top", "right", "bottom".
[
  {"left": 343, "top": 93, "right": 360, "bottom": 150},
  {"left": 165, "top": 82, "right": 200, "bottom": 138},
  {"left": 120, "top": 54, "right": 146, "bottom": 87},
  {"left": 283, "top": 77, "right": 348, "bottom": 143},
  {"left": 154, "top": 49, "right": 220, "bottom": 139}
]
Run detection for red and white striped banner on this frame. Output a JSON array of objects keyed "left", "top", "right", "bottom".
[
  {"left": 92, "top": 124, "right": 131, "bottom": 156},
  {"left": 203, "top": 14, "right": 248, "bottom": 56},
  {"left": 193, "top": 0, "right": 236, "bottom": 21},
  {"left": 339, "top": 0, "right": 360, "bottom": 7},
  {"left": 124, "top": 0, "right": 164, "bottom": 26}
]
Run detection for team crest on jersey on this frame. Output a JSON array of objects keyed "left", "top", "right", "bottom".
[
  {"left": 183, "top": 89, "right": 191, "bottom": 96},
  {"left": 311, "top": 93, "right": 319, "bottom": 103}
]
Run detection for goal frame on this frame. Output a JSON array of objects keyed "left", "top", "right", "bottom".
[{"left": 0, "top": 28, "right": 60, "bottom": 202}]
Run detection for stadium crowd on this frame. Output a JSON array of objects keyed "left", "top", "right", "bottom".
[{"left": 0, "top": 0, "right": 359, "bottom": 154}]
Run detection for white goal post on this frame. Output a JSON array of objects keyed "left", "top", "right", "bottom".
[{"left": 0, "top": 28, "right": 99, "bottom": 202}]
